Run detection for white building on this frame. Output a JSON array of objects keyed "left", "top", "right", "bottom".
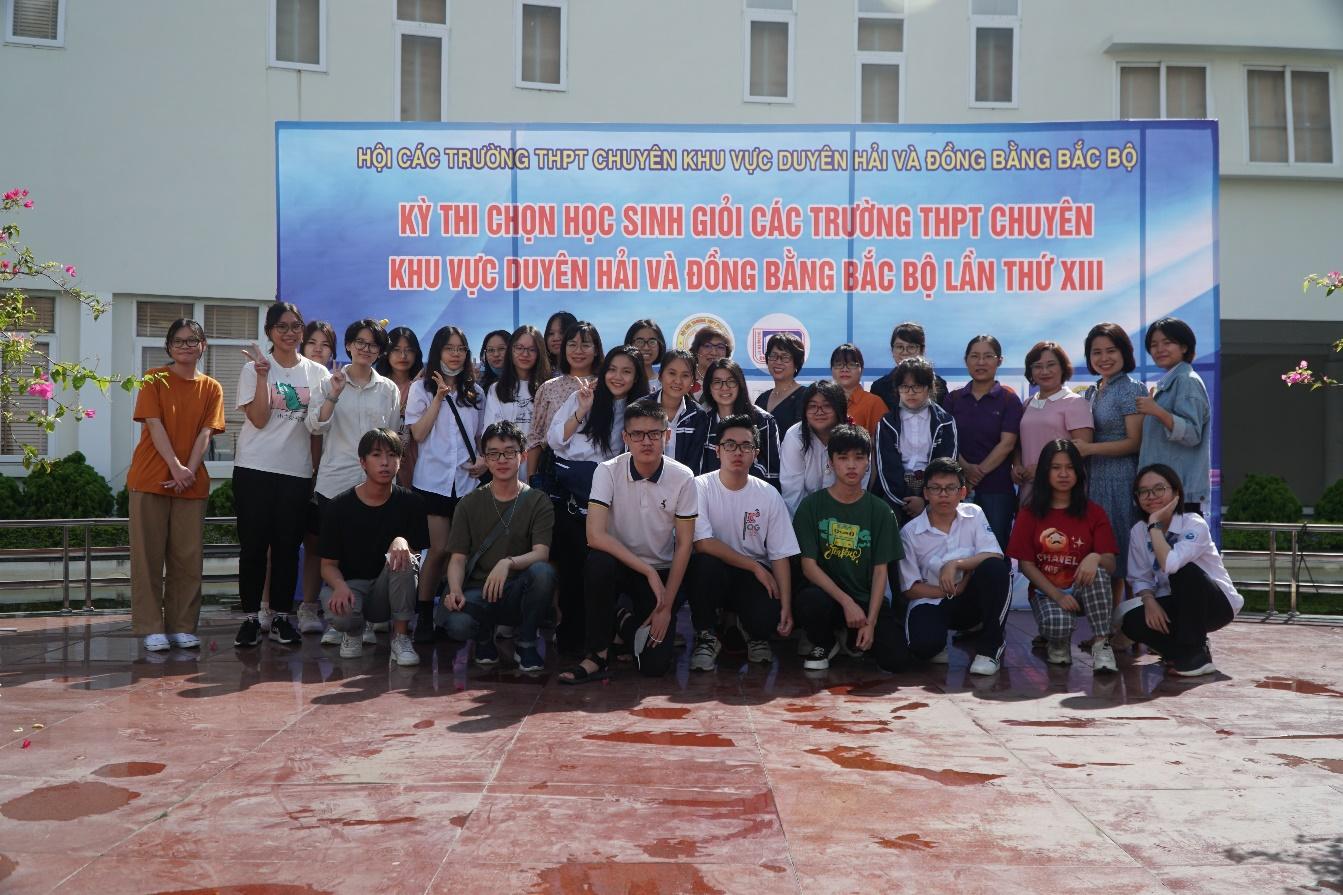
[{"left": 2, "top": 0, "right": 1340, "bottom": 505}]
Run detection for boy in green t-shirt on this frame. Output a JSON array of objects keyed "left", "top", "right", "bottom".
[{"left": 792, "top": 424, "right": 908, "bottom": 671}]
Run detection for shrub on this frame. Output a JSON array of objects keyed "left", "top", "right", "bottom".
[
  {"left": 207, "top": 478, "right": 234, "bottom": 516},
  {"left": 22, "top": 451, "right": 114, "bottom": 519},
  {"left": 1315, "top": 479, "right": 1343, "bottom": 522},
  {"left": 115, "top": 485, "right": 130, "bottom": 517},
  {"left": 1223, "top": 474, "right": 1302, "bottom": 551},
  {"left": 0, "top": 475, "right": 23, "bottom": 519}
]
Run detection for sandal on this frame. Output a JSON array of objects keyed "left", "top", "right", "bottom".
[{"left": 559, "top": 652, "right": 609, "bottom": 686}]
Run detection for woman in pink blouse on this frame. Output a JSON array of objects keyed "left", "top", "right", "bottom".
[{"left": 1011, "top": 340, "right": 1093, "bottom": 506}]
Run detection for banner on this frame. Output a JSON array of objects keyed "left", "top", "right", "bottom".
[{"left": 276, "top": 121, "right": 1220, "bottom": 510}]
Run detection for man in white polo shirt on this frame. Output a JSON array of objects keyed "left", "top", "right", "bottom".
[
  {"left": 558, "top": 401, "right": 698, "bottom": 684},
  {"left": 687, "top": 414, "right": 798, "bottom": 671},
  {"left": 897, "top": 456, "right": 1011, "bottom": 675}
]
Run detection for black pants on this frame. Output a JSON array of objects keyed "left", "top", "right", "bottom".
[
  {"left": 793, "top": 585, "right": 910, "bottom": 672},
  {"left": 905, "top": 556, "right": 1011, "bottom": 662},
  {"left": 233, "top": 466, "right": 311, "bottom": 614},
  {"left": 583, "top": 549, "right": 678, "bottom": 677},
  {"left": 552, "top": 501, "right": 588, "bottom": 650},
  {"left": 1120, "top": 563, "right": 1234, "bottom": 661},
  {"left": 686, "top": 553, "right": 781, "bottom": 640}
]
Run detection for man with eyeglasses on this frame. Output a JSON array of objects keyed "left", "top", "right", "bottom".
[
  {"left": 558, "top": 401, "right": 697, "bottom": 683},
  {"left": 432, "top": 420, "right": 556, "bottom": 671},
  {"left": 896, "top": 457, "right": 1010, "bottom": 675},
  {"left": 871, "top": 321, "right": 949, "bottom": 411},
  {"left": 686, "top": 414, "right": 799, "bottom": 671}
]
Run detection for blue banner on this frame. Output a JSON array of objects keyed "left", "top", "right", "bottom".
[{"left": 276, "top": 120, "right": 1220, "bottom": 510}]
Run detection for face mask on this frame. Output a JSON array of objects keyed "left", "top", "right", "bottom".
[{"left": 442, "top": 366, "right": 463, "bottom": 377}]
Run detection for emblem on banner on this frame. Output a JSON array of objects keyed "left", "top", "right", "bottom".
[
  {"left": 674, "top": 313, "right": 735, "bottom": 352},
  {"left": 748, "top": 313, "right": 809, "bottom": 372}
]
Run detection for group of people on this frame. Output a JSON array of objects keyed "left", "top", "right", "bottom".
[{"left": 126, "top": 306, "right": 1241, "bottom": 681}]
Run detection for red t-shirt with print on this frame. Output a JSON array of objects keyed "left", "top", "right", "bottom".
[{"left": 1007, "top": 501, "right": 1118, "bottom": 590}]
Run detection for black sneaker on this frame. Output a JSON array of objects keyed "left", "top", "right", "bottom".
[
  {"left": 803, "top": 644, "right": 833, "bottom": 671},
  {"left": 516, "top": 643, "right": 544, "bottom": 672},
  {"left": 234, "top": 617, "right": 261, "bottom": 648},
  {"left": 474, "top": 639, "right": 500, "bottom": 667},
  {"left": 269, "top": 615, "right": 300, "bottom": 645},
  {"left": 1173, "top": 647, "right": 1217, "bottom": 677}
]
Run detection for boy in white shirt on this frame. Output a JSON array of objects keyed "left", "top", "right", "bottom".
[
  {"left": 687, "top": 414, "right": 799, "bottom": 670},
  {"left": 897, "top": 457, "right": 1010, "bottom": 675}
]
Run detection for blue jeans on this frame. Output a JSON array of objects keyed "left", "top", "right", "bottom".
[
  {"left": 972, "top": 490, "right": 1016, "bottom": 552},
  {"left": 435, "top": 561, "right": 557, "bottom": 646}
]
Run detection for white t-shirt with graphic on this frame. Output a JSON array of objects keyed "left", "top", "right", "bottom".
[
  {"left": 235, "top": 352, "right": 330, "bottom": 479},
  {"left": 693, "top": 470, "right": 800, "bottom": 565}
]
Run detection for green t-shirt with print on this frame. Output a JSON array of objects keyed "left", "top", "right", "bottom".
[{"left": 793, "top": 488, "right": 903, "bottom": 601}]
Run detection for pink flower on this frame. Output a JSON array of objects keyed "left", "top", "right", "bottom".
[
  {"left": 27, "top": 378, "right": 54, "bottom": 400},
  {"left": 22, "top": 200, "right": 32, "bottom": 208},
  {"left": 0, "top": 260, "right": 9, "bottom": 272},
  {"left": 63, "top": 265, "right": 76, "bottom": 278},
  {"left": 83, "top": 409, "right": 95, "bottom": 419}
]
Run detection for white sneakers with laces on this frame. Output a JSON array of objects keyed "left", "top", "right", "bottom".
[
  {"left": 1091, "top": 639, "right": 1118, "bottom": 674},
  {"left": 1046, "top": 641, "right": 1073, "bottom": 665},
  {"left": 690, "top": 631, "right": 722, "bottom": 671},
  {"left": 297, "top": 603, "right": 324, "bottom": 634},
  {"left": 339, "top": 632, "right": 363, "bottom": 659},
  {"left": 389, "top": 634, "right": 419, "bottom": 666},
  {"left": 143, "top": 633, "right": 170, "bottom": 652}
]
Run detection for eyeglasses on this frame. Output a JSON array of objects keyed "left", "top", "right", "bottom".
[
  {"left": 271, "top": 323, "right": 303, "bottom": 334},
  {"left": 805, "top": 403, "right": 832, "bottom": 414},
  {"left": 1135, "top": 484, "right": 1171, "bottom": 499},
  {"left": 832, "top": 362, "right": 861, "bottom": 371},
  {"left": 700, "top": 342, "right": 729, "bottom": 353},
  {"left": 966, "top": 353, "right": 1000, "bottom": 363},
  {"left": 924, "top": 484, "right": 961, "bottom": 496},
  {"left": 898, "top": 384, "right": 929, "bottom": 394},
  {"left": 766, "top": 352, "right": 794, "bottom": 364},
  {"left": 351, "top": 339, "right": 381, "bottom": 353},
  {"left": 709, "top": 379, "right": 737, "bottom": 391},
  {"left": 484, "top": 449, "right": 520, "bottom": 462},
  {"left": 565, "top": 339, "right": 593, "bottom": 350},
  {"left": 893, "top": 344, "right": 923, "bottom": 356},
  {"left": 390, "top": 346, "right": 415, "bottom": 356},
  {"left": 170, "top": 338, "right": 202, "bottom": 349},
  {"left": 483, "top": 346, "right": 508, "bottom": 357},
  {"left": 718, "top": 440, "right": 757, "bottom": 454},
  {"left": 443, "top": 345, "right": 468, "bottom": 355},
  {"left": 624, "top": 429, "right": 664, "bottom": 443},
  {"left": 512, "top": 345, "right": 538, "bottom": 355},
  {"left": 631, "top": 338, "right": 660, "bottom": 349}
]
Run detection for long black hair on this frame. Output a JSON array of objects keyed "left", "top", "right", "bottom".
[
  {"left": 544, "top": 311, "right": 579, "bottom": 366},
  {"left": 580, "top": 345, "right": 650, "bottom": 456},
  {"left": 702, "top": 358, "right": 761, "bottom": 421},
  {"left": 1028, "top": 439, "right": 1089, "bottom": 519},
  {"left": 374, "top": 326, "right": 423, "bottom": 380},
  {"left": 478, "top": 328, "right": 511, "bottom": 391},
  {"left": 799, "top": 379, "right": 847, "bottom": 456},
  {"left": 624, "top": 318, "right": 666, "bottom": 361},
  {"left": 495, "top": 324, "right": 551, "bottom": 404},
  {"left": 422, "top": 325, "right": 480, "bottom": 407},
  {"left": 558, "top": 320, "right": 603, "bottom": 376}
]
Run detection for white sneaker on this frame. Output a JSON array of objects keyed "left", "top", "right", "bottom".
[
  {"left": 746, "top": 639, "right": 773, "bottom": 664},
  {"left": 257, "top": 607, "right": 274, "bottom": 632},
  {"left": 929, "top": 647, "right": 950, "bottom": 664},
  {"left": 1092, "top": 640, "right": 1118, "bottom": 674},
  {"left": 297, "top": 603, "right": 324, "bottom": 634},
  {"left": 690, "top": 631, "right": 721, "bottom": 672},
  {"left": 339, "top": 632, "right": 363, "bottom": 658},
  {"left": 389, "top": 634, "right": 420, "bottom": 666},
  {"left": 362, "top": 622, "right": 378, "bottom": 644},
  {"left": 321, "top": 626, "right": 343, "bottom": 646},
  {"left": 1046, "top": 641, "right": 1073, "bottom": 665},
  {"left": 969, "top": 654, "right": 1001, "bottom": 676},
  {"left": 168, "top": 633, "right": 200, "bottom": 649},
  {"left": 143, "top": 633, "right": 170, "bottom": 652}
]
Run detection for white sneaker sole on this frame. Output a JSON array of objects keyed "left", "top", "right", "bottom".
[
  {"left": 1172, "top": 661, "right": 1217, "bottom": 677},
  {"left": 802, "top": 658, "right": 830, "bottom": 671},
  {"left": 391, "top": 652, "right": 420, "bottom": 666}
]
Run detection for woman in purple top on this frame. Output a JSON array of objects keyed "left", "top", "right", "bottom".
[
  {"left": 944, "top": 334, "right": 1023, "bottom": 549},
  {"left": 1011, "top": 341, "right": 1093, "bottom": 507},
  {"left": 1077, "top": 323, "right": 1146, "bottom": 605}
]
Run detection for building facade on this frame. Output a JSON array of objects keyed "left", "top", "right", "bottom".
[{"left": 2, "top": 0, "right": 1340, "bottom": 505}]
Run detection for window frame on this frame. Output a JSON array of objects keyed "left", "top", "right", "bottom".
[
  {"left": 132, "top": 299, "right": 264, "bottom": 469},
  {"left": 967, "top": 0, "right": 1019, "bottom": 109},
  {"left": 1115, "top": 61, "right": 1212, "bottom": 121},
  {"left": 0, "top": 295, "right": 57, "bottom": 461},
  {"left": 268, "top": 0, "right": 327, "bottom": 73},
  {"left": 514, "top": 0, "right": 568, "bottom": 92},
  {"left": 743, "top": 0, "right": 796, "bottom": 105},
  {"left": 1244, "top": 64, "right": 1336, "bottom": 167},
  {"left": 394, "top": 2, "right": 451, "bottom": 121},
  {"left": 4, "top": 0, "right": 65, "bottom": 48},
  {"left": 854, "top": 0, "right": 905, "bottom": 123}
]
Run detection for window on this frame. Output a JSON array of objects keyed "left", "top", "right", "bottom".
[
  {"left": 1118, "top": 64, "right": 1209, "bottom": 120},
  {"left": 0, "top": 295, "right": 56, "bottom": 458},
  {"left": 4, "top": 0, "right": 64, "bottom": 47},
  {"left": 396, "top": 0, "right": 449, "bottom": 120},
  {"left": 1247, "top": 67, "right": 1333, "bottom": 164},
  {"left": 269, "top": 0, "right": 325, "bottom": 71},
  {"left": 744, "top": 0, "right": 795, "bottom": 103},
  {"left": 134, "top": 299, "right": 262, "bottom": 463},
  {"left": 969, "top": 0, "right": 1018, "bottom": 108},
  {"left": 856, "top": 0, "right": 904, "bottom": 123},
  {"left": 515, "top": 0, "right": 566, "bottom": 90}
]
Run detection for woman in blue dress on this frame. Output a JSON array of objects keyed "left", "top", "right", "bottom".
[{"left": 1077, "top": 322, "right": 1146, "bottom": 609}]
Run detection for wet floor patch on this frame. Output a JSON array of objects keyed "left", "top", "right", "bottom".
[
  {"left": 583, "top": 731, "right": 734, "bottom": 748},
  {"left": 629, "top": 707, "right": 691, "bottom": 720},
  {"left": 805, "top": 746, "right": 1005, "bottom": 786},
  {"left": 1, "top": 781, "right": 141, "bottom": 821},
  {"left": 1255, "top": 677, "right": 1343, "bottom": 698},
  {"left": 535, "top": 863, "right": 726, "bottom": 894},
  {"left": 93, "top": 761, "right": 166, "bottom": 779}
]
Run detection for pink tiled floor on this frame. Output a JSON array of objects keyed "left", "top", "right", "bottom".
[{"left": 1, "top": 611, "right": 1341, "bottom": 895}]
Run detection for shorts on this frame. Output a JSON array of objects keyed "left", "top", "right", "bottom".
[{"left": 413, "top": 487, "right": 459, "bottom": 520}]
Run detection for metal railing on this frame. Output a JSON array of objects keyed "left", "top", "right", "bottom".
[
  {"left": 0, "top": 516, "right": 238, "bottom": 614},
  {"left": 1220, "top": 520, "right": 1343, "bottom": 620}
]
